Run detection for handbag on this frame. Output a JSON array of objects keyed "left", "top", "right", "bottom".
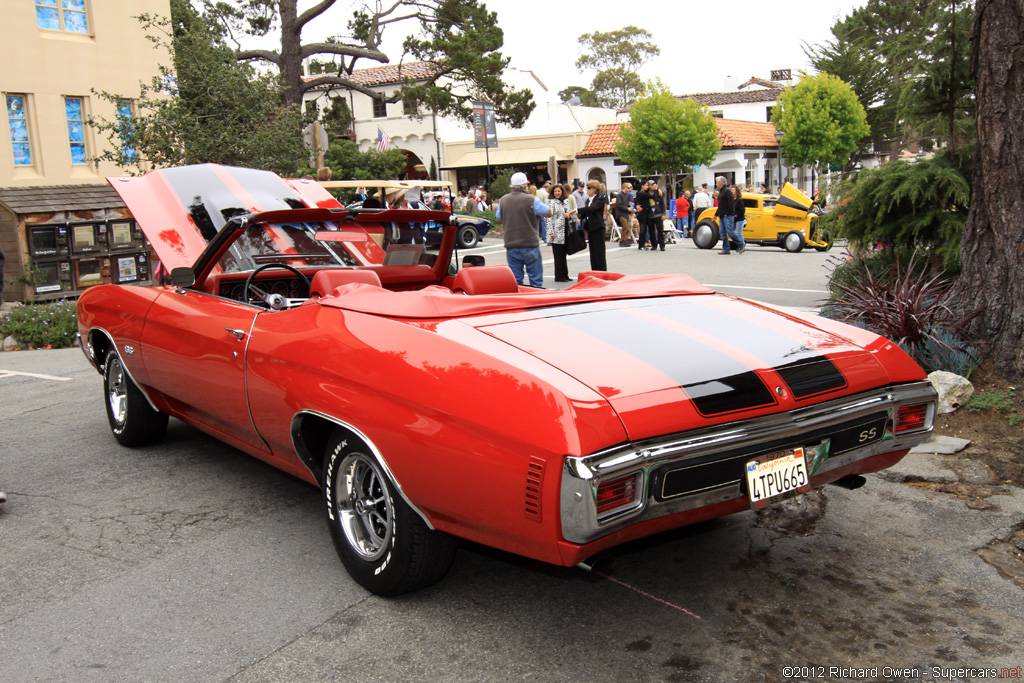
[{"left": 564, "top": 224, "right": 587, "bottom": 255}]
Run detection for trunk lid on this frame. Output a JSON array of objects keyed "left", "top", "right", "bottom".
[
  {"left": 774, "top": 182, "right": 813, "bottom": 219},
  {"left": 471, "top": 295, "right": 891, "bottom": 440}
]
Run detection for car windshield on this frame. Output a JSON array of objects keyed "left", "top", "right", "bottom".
[{"left": 218, "top": 222, "right": 360, "bottom": 273}]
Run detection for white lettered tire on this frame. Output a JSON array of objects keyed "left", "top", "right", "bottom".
[
  {"left": 323, "top": 432, "right": 457, "bottom": 596},
  {"left": 104, "top": 350, "right": 168, "bottom": 447}
]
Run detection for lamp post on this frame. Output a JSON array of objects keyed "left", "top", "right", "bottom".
[{"left": 774, "top": 129, "right": 785, "bottom": 192}]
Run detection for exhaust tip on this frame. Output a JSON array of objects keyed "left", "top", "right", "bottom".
[{"left": 829, "top": 474, "right": 867, "bottom": 490}]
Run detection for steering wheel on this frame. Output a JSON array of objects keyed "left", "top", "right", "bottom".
[{"left": 243, "top": 263, "right": 311, "bottom": 310}]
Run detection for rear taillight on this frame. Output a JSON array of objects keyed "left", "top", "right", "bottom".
[
  {"left": 895, "top": 403, "right": 930, "bottom": 433},
  {"left": 596, "top": 472, "right": 641, "bottom": 515}
]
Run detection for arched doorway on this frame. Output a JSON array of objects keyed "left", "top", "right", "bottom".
[{"left": 401, "top": 150, "right": 428, "bottom": 180}]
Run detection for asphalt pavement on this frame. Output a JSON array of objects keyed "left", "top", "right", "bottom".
[
  {"left": 451, "top": 233, "right": 835, "bottom": 310},
  {"left": 2, "top": 265, "right": 1023, "bottom": 682}
]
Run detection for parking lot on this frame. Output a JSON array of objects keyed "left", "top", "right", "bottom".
[{"left": 2, "top": 253, "right": 1023, "bottom": 683}]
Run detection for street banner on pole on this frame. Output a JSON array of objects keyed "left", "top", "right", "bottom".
[{"left": 472, "top": 101, "right": 497, "bottom": 149}]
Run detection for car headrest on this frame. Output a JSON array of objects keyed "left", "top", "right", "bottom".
[
  {"left": 309, "top": 269, "right": 383, "bottom": 297},
  {"left": 451, "top": 265, "right": 519, "bottom": 295}
]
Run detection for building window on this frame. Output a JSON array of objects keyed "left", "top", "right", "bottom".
[
  {"left": 116, "top": 100, "right": 135, "bottom": 161},
  {"left": 36, "top": 0, "right": 90, "bottom": 34},
  {"left": 402, "top": 99, "right": 417, "bottom": 116},
  {"left": 372, "top": 97, "right": 386, "bottom": 118},
  {"left": 65, "top": 96, "right": 87, "bottom": 164},
  {"left": 710, "top": 110, "right": 723, "bottom": 118},
  {"left": 6, "top": 94, "right": 33, "bottom": 166}
]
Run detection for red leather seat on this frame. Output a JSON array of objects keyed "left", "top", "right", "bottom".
[
  {"left": 309, "top": 269, "right": 383, "bottom": 297},
  {"left": 451, "top": 265, "right": 519, "bottom": 295}
]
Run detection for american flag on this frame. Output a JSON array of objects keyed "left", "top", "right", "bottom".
[{"left": 376, "top": 126, "right": 389, "bottom": 153}]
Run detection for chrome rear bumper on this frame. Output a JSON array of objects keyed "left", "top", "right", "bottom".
[{"left": 560, "top": 381, "right": 936, "bottom": 544}]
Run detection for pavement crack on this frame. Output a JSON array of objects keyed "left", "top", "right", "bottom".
[{"left": 224, "top": 594, "right": 375, "bottom": 682}]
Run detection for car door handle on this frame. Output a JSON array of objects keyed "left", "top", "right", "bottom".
[{"left": 224, "top": 327, "right": 246, "bottom": 341}]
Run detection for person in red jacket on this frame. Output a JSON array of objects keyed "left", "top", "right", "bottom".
[{"left": 675, "top": 191, "right": 691, "bottom": 238}]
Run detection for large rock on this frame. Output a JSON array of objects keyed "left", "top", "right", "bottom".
[
  {"left": 928, "top": 371, "right": 974, "bottom": 414},
  {"left": 2, "top": 335, "right": 20, "bottom": 351}
]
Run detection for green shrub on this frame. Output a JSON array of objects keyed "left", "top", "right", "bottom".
[
  {"left": 965, "top": 388, "right": 1024, "bottom": 426},
  {"left": 0, "top": 299, "right": 78, "bottom": 349},
  {"left": 826, "top": 153, "right": 971, "bottom": 272},
  {"left": 965, "top": 388, "right": 1016, "bottom": 413}
]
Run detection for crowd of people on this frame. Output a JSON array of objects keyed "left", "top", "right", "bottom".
[
  {"left": 493, "top": 173, "right": 774, "bottom": 286},
  {"left": 354, "top": 172, "right": 782, "bottom": 285}
]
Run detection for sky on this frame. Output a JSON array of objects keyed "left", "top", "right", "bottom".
[{"left": 266, "top": 0, "right": 868, "bottom": 101}]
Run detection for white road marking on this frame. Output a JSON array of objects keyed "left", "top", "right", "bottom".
[{"left": 0, "top": 370, "right": 74, "bottom": 382}]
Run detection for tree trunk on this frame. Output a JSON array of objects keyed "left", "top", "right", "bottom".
[
  {"left": 280, "top": 0, "right": 303, "bottom": 108},
  {"left": 959, "top": 0, "right": 1024, "bottom": 378}
]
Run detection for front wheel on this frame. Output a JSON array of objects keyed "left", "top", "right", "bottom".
[
  {"left": 323, "top": 433, "right": 457, "bottom": 596},
  {"left": 782, "top": 231, "right": 805, "bottom": 253},
  {"left": 104, "top": 350, "right": 168, "bottom": 447},
  {"left": 456, "top": 223, "right": 480, "bottom": 249},
  {"left": 692, "top": 220, "right": 719, "bottom": 249},
  {"left": 813, "top": 231, "right": 834, "bottom": 252}
]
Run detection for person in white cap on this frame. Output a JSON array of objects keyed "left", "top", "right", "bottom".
[{"left": 495, "top": 172, "right": 551, "bottom": 287}]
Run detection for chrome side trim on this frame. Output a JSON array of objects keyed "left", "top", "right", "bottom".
[
  {"left": 560, "top": 381, "right": 937, "bottom": 545},
  {"left": 89, "top": 328, "right": 162, "bottom": 413},
  {"left": 289, "top": 410, "right": 435, "bottom": 530}
]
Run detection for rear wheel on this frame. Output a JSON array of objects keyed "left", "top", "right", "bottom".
[
  {"left": 692, "top": 220, "right": 719, "bottom": 249},
  {"left": 104, "top": 350, "right": 168, "bottom": 447},
  {"left": 323, "top": 432, "right": 457, "bottom": 596},
  {"left": 782, "top": 231, "right": 805, "bottom": 253}
]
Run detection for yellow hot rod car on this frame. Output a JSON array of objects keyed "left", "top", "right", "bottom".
[{"left": 692, "top": 183, "right": 832, "bottom": 253}]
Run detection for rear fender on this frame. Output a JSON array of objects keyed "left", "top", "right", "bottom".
[{"left": 289, "top": 410, "right": 434, "bottom": 529}]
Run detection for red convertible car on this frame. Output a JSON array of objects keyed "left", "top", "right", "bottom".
[{"left": 77, "top": 165, "right": 937, "bottom": 596}]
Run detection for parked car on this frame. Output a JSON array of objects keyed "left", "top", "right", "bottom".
[
  {"left": 344, "top": 198, "right": 490, "bottom": 249},
  {"left": 425, "top": 214, "right": 490, "bottom": 248},
  {"left": 77, "top": 164, "right": 936, "bottom": 596},
  {"left": 693, "top": 183, "right": 832, "bottom": 252}
]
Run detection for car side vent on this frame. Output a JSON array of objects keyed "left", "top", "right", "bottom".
[{"left": 525, "top": 458, "right": 545, "bottom": 522}]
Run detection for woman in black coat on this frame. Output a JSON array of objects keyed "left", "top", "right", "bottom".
[{"left": 575, "top": 180, "right": 608, "bottom": 271}]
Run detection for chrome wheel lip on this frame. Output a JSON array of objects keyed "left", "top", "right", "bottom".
[
  {"left": 107, "top": 359, "right": 128, "bottom": 426},
  {"left": 335, "top": 453, "right": 393, "bottom": 561}
]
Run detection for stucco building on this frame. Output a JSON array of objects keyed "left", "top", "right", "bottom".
[
  {"left": 302, "top": 61, "right": 619, "bottom": 190},
  {"left": 576, "top": 118, "right": 807, "bottom": 197},
  {"left": 1, "top": 0, "right": 170, "bottom": 302}
]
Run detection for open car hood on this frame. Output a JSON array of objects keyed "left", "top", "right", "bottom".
[
  {"left": 107, "top": 164, "right": 344, "bottom": 270},
  {"left": 473, "top": 295, "right": 896, "bottom": 441},
  {"left": 774, "top": 182, "right": 813, "bottom": 219}
]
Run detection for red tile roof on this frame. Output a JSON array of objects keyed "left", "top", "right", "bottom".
[
  {"left": 738, "top": 76, "right": 787, "bottom": 90},
  {"left": 578, "top": 123, "right": 623, "bottom": 157},
  {"left": 714, "top": 119, "right": 779, "bottom": 148},
  {"left": 678, "top": 89, "right": 782, "bottom": 106},
  {"left": 304, "top": 61, "right": 440, "bottom": 89},
  {"left": 577, "top": 119, "right": 778, "bottom": 158}
]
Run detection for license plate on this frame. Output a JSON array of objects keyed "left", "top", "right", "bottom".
[{"left": 745, "top": 448, "right": 809, "bottom": 508}]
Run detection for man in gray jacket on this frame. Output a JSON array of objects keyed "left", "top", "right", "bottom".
[{"left": 496, "top": 172, "right": 552, "bottom": 287}]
